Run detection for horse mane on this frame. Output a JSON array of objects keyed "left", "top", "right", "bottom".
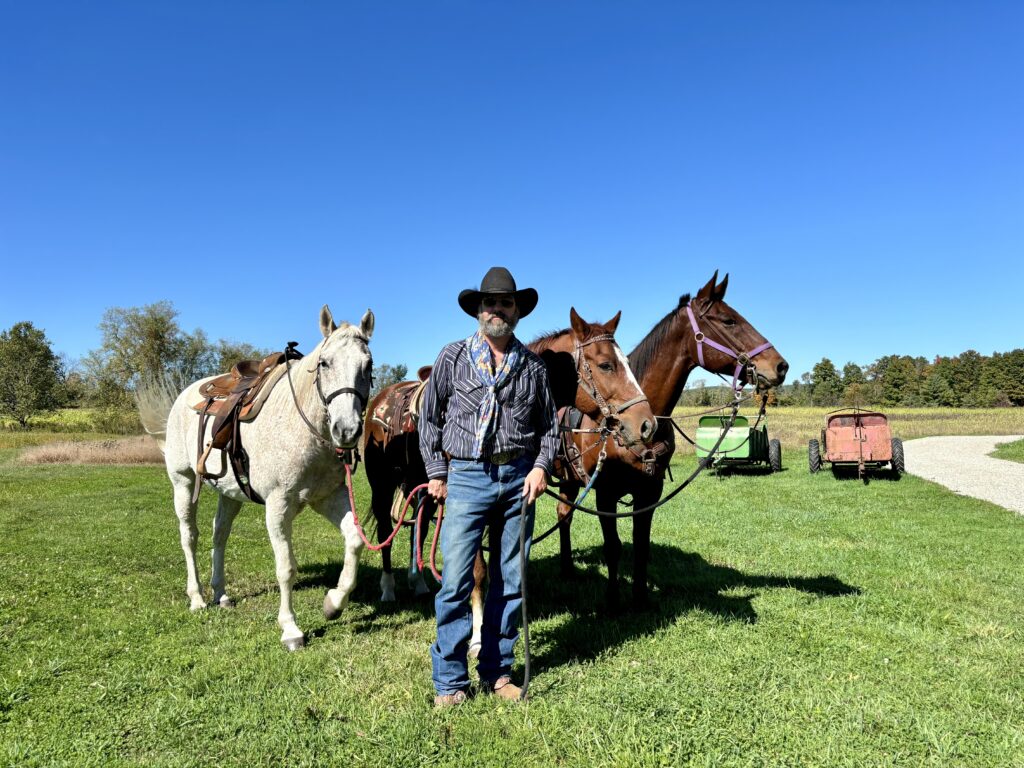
[
  {"left": 628, "top": 293, "right": 691, "bottom": 380},
  {"left": 528, "top": 327, "right": 571, "bottom": 353}
]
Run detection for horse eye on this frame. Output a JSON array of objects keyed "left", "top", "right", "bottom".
[
  {"left": 319, "top": 360, "right": 330, "bottom": 369},
  {"left": 722, "top": 318, "right": 736, "bottom": 326},
  {"left": 598, "top": 362, "right": 614, "bottom": 372}
]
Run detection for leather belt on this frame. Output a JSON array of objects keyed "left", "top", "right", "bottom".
[{"left": 452, "top": 449, "right": 525, "bottom": 466}]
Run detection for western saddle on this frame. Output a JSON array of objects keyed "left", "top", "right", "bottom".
[{"left": 190, "top": 346, "right": 303, "bottom": 504}]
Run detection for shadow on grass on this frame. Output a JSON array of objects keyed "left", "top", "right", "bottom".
[
  {"left": 523, "top": 542, "right": 860, "bottom": 673},
  {"left": 287, "top": 541, "right": 859, "bottom": 674},
  {"left": 829, "top": 465, "right": 902, "bottom": 484}
]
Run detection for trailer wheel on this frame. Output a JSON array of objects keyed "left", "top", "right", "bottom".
[
  {"left": 769, "top": 439, "right": 782, "bottom": 472},
  {"left": 890, "top": 437, "right": 905, "bottom": 476},
  {"left": 808, "top": 439, "right": 821, "bottom": 473}
]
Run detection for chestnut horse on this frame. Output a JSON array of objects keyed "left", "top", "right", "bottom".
[
  {"left": 553, "top": 272, "right": 789, "bottom": 610},
  {"left": 362, "top": 308, "right": 656, "bottom": 612}
]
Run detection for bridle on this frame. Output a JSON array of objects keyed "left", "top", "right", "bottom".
[
  {"left": 572, "top": 333, "right": 649, "bottom": 437},
  {"left": 283, "top": 340, "right": 371, "bottom": 464},
  {"left": 685, "top": 302, "right": 774, "bottom": 393}
]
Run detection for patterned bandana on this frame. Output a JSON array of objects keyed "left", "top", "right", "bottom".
[{"left": 466, "top": 330, "right": 524, "bottom": 458}]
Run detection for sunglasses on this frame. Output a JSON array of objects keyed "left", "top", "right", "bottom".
[{"left": 482, "top": 297, "right": 516, "bottom": 309}]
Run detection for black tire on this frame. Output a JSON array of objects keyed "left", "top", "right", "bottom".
[
  {"left": 808, "top": 439, "right": 821, "bottom": 474},
  {"left": 890, "top": 437, "right": 904, "bottom": 475},
  {"left": 768, "top": 439, "right": 782, "bottom": 472}
]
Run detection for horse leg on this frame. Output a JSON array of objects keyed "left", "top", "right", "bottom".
[
  {"left": 314, "top": 487, "right": 366, "bottom": 624},
  {"left": 408, "top": 497, "right": 434, "bottom": 597},
  {"left": 631, "top": 502, "right": 655, "bottom": 610},
  {"left": 557, "top": 484, "right": 578, "bottom": 578},
  {"left": 264, "top": 497, "right": 305, "bottom": 651},
  {"left": 468, "top": 545, "right": 487, "bottom": 659},
  {"left": 210, "top": 494, "right": 243, "bottom": 608},
  {"left": 172, "top": 475, "right": 206, "bottom": 611},
  {"left": 596, "top": 488, "right": 622, "bottom": 613},
  {"left": 374, "top": 485, "right": 397, "bottom": 603}
]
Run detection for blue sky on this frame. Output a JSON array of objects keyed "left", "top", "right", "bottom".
[{"left": 2, "top": 2, "right": 1021, "bottom": 385}]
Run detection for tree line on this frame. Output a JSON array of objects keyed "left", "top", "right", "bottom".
[
  {"left": 0, "top": 302, "right": 408, "bottom": 429},
  {"left": 679, "top": 349, "right": 1024, "bottom": 408}
]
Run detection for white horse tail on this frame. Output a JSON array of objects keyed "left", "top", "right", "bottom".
[{"left": 135, "top": 373, "right": 181, "bottom": 452}]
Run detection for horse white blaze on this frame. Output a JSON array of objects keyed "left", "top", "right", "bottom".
[{"left": 615, "top": 345, "right": 643, "bottom": 393}]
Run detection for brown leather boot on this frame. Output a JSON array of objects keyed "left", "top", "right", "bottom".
[
  {"left": 433, "top": 690, "right": 468, "bottom": 709},
  {"left": 485, "top": 675, "right": 523, "bottom": 701}
]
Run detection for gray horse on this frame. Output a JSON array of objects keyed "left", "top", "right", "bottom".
[{"left": 138, "top": 305, "right": 374, "bottom": 650}]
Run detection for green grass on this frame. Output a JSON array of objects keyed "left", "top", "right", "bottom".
[
  {"left": 2, "top": 449, "right": 1023, "bottom": 767},
  {"left": 990, "top": 437, "right": 1024, "bottom": 464}
]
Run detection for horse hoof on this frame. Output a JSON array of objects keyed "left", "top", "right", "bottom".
[
  {"left": 468, "top": 642, "right": 481, "bottom": 659},
  {"left": 323, "top": 592, "right": 344, "bottom": 621},
  {"left": 283, "top": 636, "right": 306, "bottom": 652},
  {"left": 380, "top": 592, "right": 396, "bottom": 604},
  {"left": 189, "top": 600, "right": 207, "bottom": 612},
  {"left": 216, "top": 596, "right": 235, "bottom": 609}
]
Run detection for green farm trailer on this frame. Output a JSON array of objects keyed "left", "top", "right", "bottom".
[{"left": 694, "top": 414, "right": 782, "bottom": 472}]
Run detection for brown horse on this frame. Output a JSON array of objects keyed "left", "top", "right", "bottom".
[
  {"left": 361, "top": 308, "right": 657, "bottom": 605},
  {"left": 552, "top": 272, "right": 789, "bottom": 610}
]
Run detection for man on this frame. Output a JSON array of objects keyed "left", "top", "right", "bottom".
[{"left": 419, "top": 266, "right": 559, "bottom": 708}]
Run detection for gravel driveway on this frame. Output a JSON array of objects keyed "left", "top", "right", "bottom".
[{"left": 903, "top": 435, "right": 1024, "bottom": 514}]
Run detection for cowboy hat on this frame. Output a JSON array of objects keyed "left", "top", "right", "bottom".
[{"left": 457, "top": 266, "right": 538, "bottom": 318}]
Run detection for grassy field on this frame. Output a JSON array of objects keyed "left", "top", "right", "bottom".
[
  {"left": 673, "top": 406, "right": 1024, "bottom": 452},
  {"left": 2, "top": 432, "right": 1023, "bottom": 766},
  {"left": 990, "top": 437, "right": 1024, "bottom": 464}
]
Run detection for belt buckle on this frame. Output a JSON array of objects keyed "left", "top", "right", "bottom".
[{"left": 490, "top": 450, "right": 515, "bottom": 465}]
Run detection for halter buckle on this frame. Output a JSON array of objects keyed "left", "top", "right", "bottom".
[
  {"left": 737, "top": 353, "right": 750, "bottom": 366},
  {"left": 694, "top": 332, "right": 705, "bottom": 343}
]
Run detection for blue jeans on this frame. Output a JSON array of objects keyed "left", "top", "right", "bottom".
[{"left": 430, "top": 455, "right": 535, "bottom": 695}]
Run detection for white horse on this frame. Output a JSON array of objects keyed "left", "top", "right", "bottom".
[{"left": 138, "top": 305, "right": 374, "bottom": 651}]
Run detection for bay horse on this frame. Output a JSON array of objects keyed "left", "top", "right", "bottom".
[
  {"left": 554, "top": 272, "right": 789, "bottom": 610},
  {"left": 138, "top": 306, "right": 375, "bottom": 650},
  {"left": 363, "top": 309, "right": 656, "bottom": 626}
]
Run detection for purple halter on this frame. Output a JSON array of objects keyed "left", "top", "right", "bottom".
[{"left": 685, "top": 303, "right": 774, "bottom": 392}]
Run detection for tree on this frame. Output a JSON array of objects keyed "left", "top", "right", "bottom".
[
  {"left": 0, "top": 321, "right": 65, "bottom": 428},
  {"left": 921, "top": 371, "right": 956, "bottom": 407},
  {"left": 215, "top": 339, "right": 272, "bottom": 373},
  {"left": 810, "top": 358, "right": 843, "bottom": 406},
  {"left": 83, "top": 301, "right": 219, "bottom": 407},
  {"left": 370, "top": 363, "right": 409, "bottom": 398}
]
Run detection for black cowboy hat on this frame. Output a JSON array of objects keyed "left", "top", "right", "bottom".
[{"left": 458, "top": 266, "right": 538, "bottom": 318}]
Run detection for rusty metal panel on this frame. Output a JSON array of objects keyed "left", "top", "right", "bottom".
[{"left": 824, "top": 411, "right": 892, "bottom": 462}]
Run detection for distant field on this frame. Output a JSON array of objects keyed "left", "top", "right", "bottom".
[
  {"left": 673, "top": 406, "right": 1024, "bottom": 451},
  {"left": 990, "top": 437, "right": 1024, "bottom": 464},
  {"left": 0, "top": 407, "right": 141, "bottom": 435}
]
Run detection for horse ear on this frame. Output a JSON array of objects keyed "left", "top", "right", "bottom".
[
  {"left": 320, "top": 304, "right": 337, "bottom": 338},
  {"left": 605, "top": 310, "right": 622, "bottom": 335},
  {"left": 696, "top": 270, "right": 719, "bottom": 302},
  {"left": 713, "top": 273, "right": 729, "bottom": 302},
  {"left": 569, "top": 307, "right": 590, "bottom": 339},
  {"left": 360, "top": 308, "right": 375, "bottom": 340}
]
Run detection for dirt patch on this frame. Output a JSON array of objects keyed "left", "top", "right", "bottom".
[{"left": 17, "top": 436, "right": 164, "bottom": 465}]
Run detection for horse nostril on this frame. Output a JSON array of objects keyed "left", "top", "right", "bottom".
[
  {"left": 641, "top": 419, "right": 653, "bottom": 440},
  {"left": 777, "top": 361, "right": 789, "bottom": 378}
]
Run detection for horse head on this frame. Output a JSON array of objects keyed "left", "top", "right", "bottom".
[
  {"left": 688, "top": 271, "right": 788, "bottom": 390},
  {"left": 567, "top": 308, "right": 656, "bottom": 447},
  {"left": 316, "top": 305, "right": 375, "bottom": 449}
]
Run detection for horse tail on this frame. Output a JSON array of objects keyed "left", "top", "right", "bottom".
[{"left": 135, "top": 373, "right": 179, "bottom": 453}]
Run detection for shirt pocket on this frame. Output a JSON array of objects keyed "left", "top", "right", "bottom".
[
  {"left": 453, "top": 380, "right": 486, "bottom": 416},
  {"left": 504, "top": 377, "right": 534, "bottom": 430}
]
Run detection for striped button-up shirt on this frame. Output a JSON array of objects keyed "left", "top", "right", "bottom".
[{"left": 418, "top": 337, "right": 560, "bottom": 480}]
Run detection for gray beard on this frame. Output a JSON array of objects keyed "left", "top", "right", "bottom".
[{"left": 478, "top": 315, "right": 518, "bottom": 339}]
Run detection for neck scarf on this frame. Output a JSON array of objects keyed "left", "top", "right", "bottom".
[{"left": 466, "top": 330, "right": 523, "bottom": 458}]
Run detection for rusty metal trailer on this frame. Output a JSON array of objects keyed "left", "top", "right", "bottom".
[{"left": 808, "top": 408, "right": 904, "bottom": 478}]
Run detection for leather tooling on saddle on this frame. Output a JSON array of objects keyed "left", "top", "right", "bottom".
[
  {"left": 190, "top": 348, "right": 303, "bottom": 504},
  {"left": 370, "top": 365, "right": 432, "bottom": 450}
]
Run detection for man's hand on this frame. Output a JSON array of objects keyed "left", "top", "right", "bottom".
[
  {"left": 521, "top": 467, "right": 548, "bottom": 505},
  {"left": 427, "top": 478, "right": 448, "bottom": 501}
]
